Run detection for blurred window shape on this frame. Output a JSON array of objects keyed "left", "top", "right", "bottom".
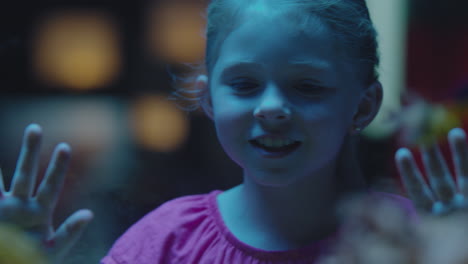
[
  {"left": 1, "top": 97, "right": 122, "bottom": 153},
  {"left": 32, "top": 10, "right": 122, "bottom": 91},
  {"left": 363, "top": 0, "right": 408, "bottom": 139}
]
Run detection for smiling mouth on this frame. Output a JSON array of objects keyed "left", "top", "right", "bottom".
[{"left": 249, "top": 139, "right": 302, "bottom": 153}]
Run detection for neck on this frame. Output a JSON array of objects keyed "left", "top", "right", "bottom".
[
  {"left": 217, "top": 135, "right": 368, "bottom": 251},
  {"left": 245, "top": 164, "right": 338, "bottom": 245},
  {"left": 219, "top": 158, "right": 367, "bottom": 251}
]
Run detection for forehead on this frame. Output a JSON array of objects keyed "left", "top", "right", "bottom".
[{"left": 213, "top": 13, "right": 341, "bottom": 75}]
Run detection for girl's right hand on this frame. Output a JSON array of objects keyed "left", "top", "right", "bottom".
[
  {"left": 0, "top": 124, "right": 93, "bottom": 263},
  {"left": 395, "top": 127, "right": 468, "bottom": 215}
]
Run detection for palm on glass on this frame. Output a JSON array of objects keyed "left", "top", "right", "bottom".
[
  {"left": 0, "top": 124, "right": 93, "bottom": 263},
  {"left": 396, "top": 127, "right": 468, "bottom": 215}
]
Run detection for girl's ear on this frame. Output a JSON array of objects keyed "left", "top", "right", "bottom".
[
  {"left": 352, "top": 81, "right": 383, "bottom": 131},
  {"left": 196, "top": 75, "right": 214, "bottom": 120}
]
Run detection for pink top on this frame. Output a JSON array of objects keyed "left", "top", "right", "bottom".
[{"left": 101, "top": 190, "right": 415, "bottom": 264}]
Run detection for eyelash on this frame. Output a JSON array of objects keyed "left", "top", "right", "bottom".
[
  {"left": 229, "top": 79, "right": 258, "bottom": 93},
  {"left": 229, "top": 79, "right": 327, "bottom": 96},
  {"left": 294, "top": 83, "right": 327, "bottom": 95}
]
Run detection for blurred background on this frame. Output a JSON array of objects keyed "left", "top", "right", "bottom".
[{"left": 0, "top": 0, "right": 467, "bottom": 263}]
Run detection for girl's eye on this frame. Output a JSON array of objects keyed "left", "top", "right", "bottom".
[
  {"left": 229, "top": 79, "right": 258, "bottom": 94},
  {"left": 295, "top": 83, "right": 327, "bottom": 96}
]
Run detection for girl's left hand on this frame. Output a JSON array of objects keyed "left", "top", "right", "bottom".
[{"left": 395, "top": 127, "right": 468, "bottom": 215}]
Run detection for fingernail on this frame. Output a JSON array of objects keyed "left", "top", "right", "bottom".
[
  {"left": 449, "top": 127, "right": 466, "bottom": 139},
  {"left": 432, "top": 201, "right": 452, "bottom": 215},
  {"left": 395, "top": 148, "right": 411, "bottom": 160},
  {"left": 57, "top": 143, "right": 71, "bottom": 153},
  {"left": 79, "top": 209, "right": 94, "bottom": 221},
  {"left": 27, "top": 123, "right": 42, "bottom": 133}
]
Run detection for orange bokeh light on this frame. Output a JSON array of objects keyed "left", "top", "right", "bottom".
[
  {"left": 146, "top": 1, "right": 206, "bottom": 63},
  {"left": 33, "top": 10, "right": 122, "bottom": 91},
  {"left": 130, "top": 94, "right": 190, "bottom": 152}
]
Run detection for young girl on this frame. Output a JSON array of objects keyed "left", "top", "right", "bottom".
[{"left": 1, "top": 0, "right": 468, "bottom": 263}]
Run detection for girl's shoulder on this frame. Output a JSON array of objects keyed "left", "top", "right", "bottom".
[
  {"left": 146, "top": 189, "right": 223, "bottom": 220},
  {"left": 101, "top": 190, "right": 223, "bottom": 264}
]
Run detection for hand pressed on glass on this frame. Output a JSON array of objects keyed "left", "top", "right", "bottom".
[
  {"left": 0, "top": 124, "right": 93, "bottom": 263},
  {"left": 396, "top": 127, "right": 468, "bottom": 215}
]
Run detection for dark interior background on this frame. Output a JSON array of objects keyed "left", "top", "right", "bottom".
[{"left": 0, "top": 0, "right": 467, "bottom": 263}]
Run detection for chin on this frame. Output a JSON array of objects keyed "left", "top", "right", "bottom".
[{"left": 248, "top": 169, "right": 303, "bottom": 188}]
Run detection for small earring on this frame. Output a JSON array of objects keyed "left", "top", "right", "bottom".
[{"left": 350, "top": 126, "right": 362, "bottom": 135}]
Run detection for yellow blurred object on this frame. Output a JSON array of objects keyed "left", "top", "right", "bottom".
[
  {"left": 417, "top": 104, "right": 462, "bottom": 146},
  {"left": 33, "top": 10, "right": 122, "bottom": 91},
  {"left": 0, "top": 223, "right": 47, "bottom": 264},
  {"left": 130, "top": 94, "right": 190, "bottom": 152},
  {"left": 146, "top": 1, "right": 206, "bottom": 63}
]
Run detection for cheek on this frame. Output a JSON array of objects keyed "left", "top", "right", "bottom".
[
  {"left": 213, "top": 114, "right": 248, "bottom": 167},
  {"left": 302, "top": 102, "right": 351, "bottom": 127},
  {"left": 212, "top": 100, "right": 251, "bottom": 146},
  {"left": 305, "top": 116, "right": 348, "bottom": 167},
  {"left": 322, "top": 96, "right": 357, "bottom": 128},
  {"left": 302, "top": 104, "right": 351, "bottom": 150},
  {"left": 213, "top": 101, "right": 251, "bottom": 130}
]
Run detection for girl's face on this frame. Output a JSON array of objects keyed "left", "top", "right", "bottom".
[{"left": 202, "top": 15, "right": 375, "bottom": 187}]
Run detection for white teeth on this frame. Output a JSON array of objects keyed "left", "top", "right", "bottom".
[{"left": 257, "top": 138, "right": 294, "bottom": 148}]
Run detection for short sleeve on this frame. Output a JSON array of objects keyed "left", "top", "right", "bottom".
[{"left": 100, "top": 191, "right": 222, "bottom": 264}]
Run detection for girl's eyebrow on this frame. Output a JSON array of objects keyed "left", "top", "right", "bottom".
[
  {"left": 287, "top": 60, "right": 330, "bottom": 72},
  {"left": 219, "top": 60, "right": 330, "bottom": 80},
  {"left": 220, "top": 62, "right": 264, "bottom": 77}
]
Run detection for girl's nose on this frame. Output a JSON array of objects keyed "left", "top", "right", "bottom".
[{"left": 253, "top": 86, "right": 292, "bottom": 122}]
